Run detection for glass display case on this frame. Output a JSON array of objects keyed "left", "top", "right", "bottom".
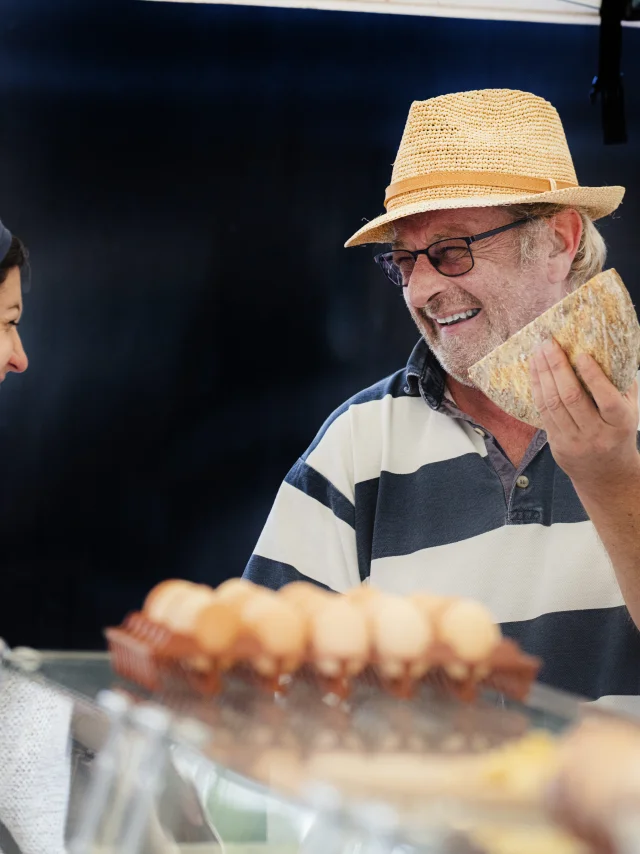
[{"left": 0, "top": 644, "right": 629, "bottom": 854}]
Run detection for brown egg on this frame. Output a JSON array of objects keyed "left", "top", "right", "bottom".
[
  {"left": 344, "top": 584, "right": 382, "bottom": 610},
  {"left": 368, "top": 595, "right": 432, "bottom": 662},
  {"left": 241, "top": 594, "right": 308, "bottom": 659},
  {"left": 437, "top": 599, "right": 501, "bottom": 662},
  {"left": 310, "top": 597, "right": 369, "bottom": 675},
  {"left": 345, "top": 588, "right": 435, "bottom": 676},
  {"left": 194, "top": 599, "right": 243, "bottom": 655},
  {"left": 216, "top": 577, "right": 260, "bottom": 605},
  {"left": 143, "top": 580, "right": 196, "bottom": 625},
  {"left": 280, "top": 581, "right": 334, "bottom": 616},
  {"left": 410, "top": 592, "right": 456, "bottom": 626},
  {"left": 163, "top": 585, "right": 218, "bottom": 634}
]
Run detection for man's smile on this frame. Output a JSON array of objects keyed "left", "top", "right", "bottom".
[{"left": 432, "top": 307, "right": 482, "bottom": 327}]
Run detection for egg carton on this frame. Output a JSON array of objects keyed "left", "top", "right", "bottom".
[{"left": 106, "top": 612, "right": 540, "bottom": 705}]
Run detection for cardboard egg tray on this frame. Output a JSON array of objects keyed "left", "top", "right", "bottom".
[{"left": 106, "top": 611, "right": 540, "bottom": 703}]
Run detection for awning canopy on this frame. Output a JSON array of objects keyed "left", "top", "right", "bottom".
[{"left": 142, "top": 0, "right": 640, "bottom": 27}]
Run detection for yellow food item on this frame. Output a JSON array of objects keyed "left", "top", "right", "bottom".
[
  {"left": 479, "top": 731, "right": 560, "bottom": 799},
  {"left": 469, "top": 825, "right": 587, "bottom": 854}
]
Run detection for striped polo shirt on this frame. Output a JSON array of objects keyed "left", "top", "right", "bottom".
[{"left": 244, "top": 338, "right": 640, "bottom": 700}]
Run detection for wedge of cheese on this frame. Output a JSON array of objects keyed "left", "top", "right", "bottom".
[{"left": 468, "top": 269, "right": 640, "bottom": 427}]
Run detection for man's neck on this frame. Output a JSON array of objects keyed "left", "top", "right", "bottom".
[
  {"left": 447, "top": 376, "right": 519, "bottom": 425},
  {"left": 447, "top": 375, "right": 539, "bottom": 467}
]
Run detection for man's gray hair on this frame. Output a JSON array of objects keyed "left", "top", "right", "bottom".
[{"left": 502, "top": 202, "right": 607, "bottom": 291}]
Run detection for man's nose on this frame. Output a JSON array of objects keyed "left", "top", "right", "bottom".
[{"left": 404, "top": 255, "right": 448, "bottom": 309}]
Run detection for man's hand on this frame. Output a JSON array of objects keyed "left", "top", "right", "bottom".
[
  {"left": 547, "top": 717, "right": 640, "bottom": 854},
  {"left": 529, "top": 337, "right": 640, "bottom": 489},
  {"left": 530, "top": 338, "right": 640, "bottom": 629}
]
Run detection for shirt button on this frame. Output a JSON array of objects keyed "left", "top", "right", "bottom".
[
  {"left": 473, "top": 427, "right": 486, "bottom": 437},
  {"left": 516, "top": 475, "right": 530, "bottom": 489}
]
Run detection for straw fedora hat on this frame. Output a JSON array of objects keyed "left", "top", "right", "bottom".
[{"left": 345, "top": 89, "right": 625, "bottom": 248}]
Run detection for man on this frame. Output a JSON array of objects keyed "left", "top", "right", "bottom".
[{"left": 244, "top": 89, "right": 640, "bottom": 701}]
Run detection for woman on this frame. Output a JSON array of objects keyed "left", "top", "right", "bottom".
[
  {"left": 0, "top": 219, "right": 42, "bottom": 854},
  {"left": 0, "top": 218, "right": 28, "bottom": 378}
]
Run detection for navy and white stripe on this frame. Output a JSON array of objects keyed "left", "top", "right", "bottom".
[{"left": 245, "top": 338, "right": 640, "bottom": 700}]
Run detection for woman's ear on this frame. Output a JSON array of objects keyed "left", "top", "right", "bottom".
[{"left": 547, "top": 208, "right": 583, "bottom": 285}]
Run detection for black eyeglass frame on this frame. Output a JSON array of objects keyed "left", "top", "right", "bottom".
[{"left": 374, "top": 217, "right": 534, "bottom": 287}]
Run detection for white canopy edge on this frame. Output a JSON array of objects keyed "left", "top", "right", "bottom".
[{"left": 142, "top": 0, "right": 640, "bottom": 26}]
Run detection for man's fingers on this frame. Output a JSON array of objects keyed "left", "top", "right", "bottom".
[
  {"left": 539, "top": 340, "right": 597, "bottom": 430},
  {"left": 576, "top": 353, "right": 631, "bottom": 427},
  {"left": 624, "top": 378, "right": 639, "bottom": 407},
  {"left": 531, "top": 340, "right": 581, "bottom": 434}
]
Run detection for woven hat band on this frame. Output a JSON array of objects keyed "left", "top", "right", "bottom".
[{"left": 384, "top": 171, "right": 579, "bottom": 209}]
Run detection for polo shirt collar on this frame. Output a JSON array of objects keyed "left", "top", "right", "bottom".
[{"left": 405, "top": 338, "right": 446, "bottom": 411}]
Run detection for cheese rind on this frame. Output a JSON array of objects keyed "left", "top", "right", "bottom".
[{"left": 468, "top": 269, "right": 640, "bottom": 427}]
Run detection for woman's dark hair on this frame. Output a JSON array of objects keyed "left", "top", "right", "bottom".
[{"left": 0, "top": 235, "right": 28, "bottom": 286}]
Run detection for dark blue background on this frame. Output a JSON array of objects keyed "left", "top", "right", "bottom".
[{"left": 0, "top": 0, "right": 638, "bottom": 648}]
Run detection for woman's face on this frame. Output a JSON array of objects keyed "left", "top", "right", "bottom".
[{"left": 0, "top": 266, "right": 28, "bottom": 380}]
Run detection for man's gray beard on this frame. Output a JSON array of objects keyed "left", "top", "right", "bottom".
[
  {"left": 412, "top": 275, "right": 555, "bottom": 386},
  {"left": 427, "top": 339, "right": 503, "bottom": 388},
  {"left": 427, "top": 330, "right": 505, "bottom": 387},
  {"left": 412, "top": 286, "right": 512, "bottom": 386}
]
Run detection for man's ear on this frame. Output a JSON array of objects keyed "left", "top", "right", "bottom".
[{"left": 547, "top": 208, "right": 582, "bottom": 284}]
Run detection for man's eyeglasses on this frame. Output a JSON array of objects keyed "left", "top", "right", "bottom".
[{"left": 374, "top": 217, "right": 533, "bottom": 288}]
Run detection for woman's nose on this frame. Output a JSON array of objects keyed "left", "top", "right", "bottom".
[{"left": 9, "top": 335, "right": 28, "bottom": 373}]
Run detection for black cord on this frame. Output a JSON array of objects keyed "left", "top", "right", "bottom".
[{"left": 591, "top": 0, "right": 628, "bottom": 144}]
